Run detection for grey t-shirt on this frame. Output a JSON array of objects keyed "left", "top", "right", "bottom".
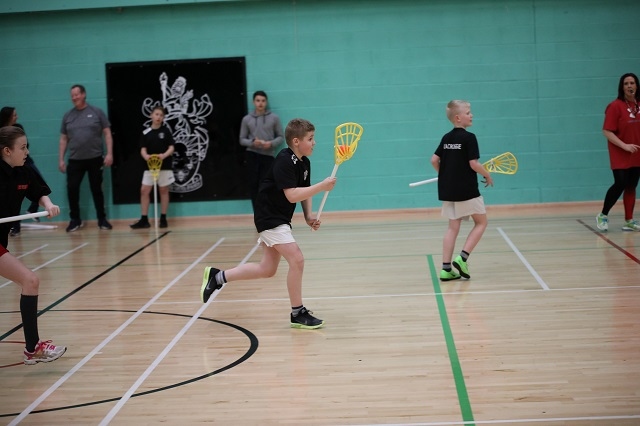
[{"left": 60, "top": 104, "right": 110, "bottom": 160}]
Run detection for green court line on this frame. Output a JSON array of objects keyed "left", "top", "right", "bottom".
[{"left": 428, "top": 255, "right": 475, "bottom": 425}]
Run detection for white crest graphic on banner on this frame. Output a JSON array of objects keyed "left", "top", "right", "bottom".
[{"left": 142, "top": 72, "right": 213, "bottom": 193}]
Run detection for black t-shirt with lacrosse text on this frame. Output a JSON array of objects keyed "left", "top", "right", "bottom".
[
  {"left": 434, "top": 127, "right": 481, "bottom": 202},
  {"left": 254, "top": 147, "right": 310, "bottom": 233}
]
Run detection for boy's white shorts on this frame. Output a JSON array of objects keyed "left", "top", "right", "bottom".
[
  {"left": 441, "top": 196, "right": 486, "bottom": 220},
  {"left": 258, "top": 224, "right": 296, "bottom": 247},
  {"left": 142, "top": 170, "right": 175, "bottom": 187}
]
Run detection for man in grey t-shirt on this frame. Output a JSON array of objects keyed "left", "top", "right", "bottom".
[{"left": 58, "top": 84, "right": 113, "bottom": 232}]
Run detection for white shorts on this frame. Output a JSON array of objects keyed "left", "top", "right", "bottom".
[
  {"left": 142, "top": 170, "right": 175, "bottom": 187},
  {"left": 441, "top": 196, "right": 486, "bottom": 221},
  {"left": 257, "top": 224, "right": 295, "bottom": 247}
]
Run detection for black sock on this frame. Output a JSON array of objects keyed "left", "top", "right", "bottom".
[
  {"left": 20, "top": 295, "right": 39, "bottom": 353},
  {"left": 461, "top": 251, "right": 470, "bottom": 262},
  {"left": 291, "top": 305, "right": 304, "bottom": 316},
  {"left": 442, "top": 262, "right": 452, "bottom": 271},
  {"left": 160, "top": 214, "right": 167, "bottom": 220},
  {"left": 141, "top": 215, "right": 148, "bottom": 221}
]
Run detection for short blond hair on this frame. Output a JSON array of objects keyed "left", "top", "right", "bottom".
[
  {"left": 446, "top": 100, "right": 470, "bottom": 122},
  {"left": 285, "top": 118, "right": 315, "bottom": 146}
]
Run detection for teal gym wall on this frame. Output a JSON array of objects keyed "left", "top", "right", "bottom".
[{"left": 1, "top": 0, "right": 639, "bottom": 221}]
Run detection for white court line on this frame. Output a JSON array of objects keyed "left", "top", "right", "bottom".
[
  {"left": 8, "top": 238, "right": 225, "bottom": 426},
  {"left": 0, "top": 243, "right": 88, "bottom": 289},
  {"left": 497, "top": 227, "right": 549, "bottom": 290},
  {"left": 155, "top": 284, "right": 640, "bottom": 306},
  {"left": 99, "top": 240, "right": 260, "bottom": 425},
  {"left": 345, "top": 413, "right": 640, "bottom": 425}
]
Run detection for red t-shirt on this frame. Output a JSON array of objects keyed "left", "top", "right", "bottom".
[{"left": 603, "top": 99, "right": 640, "bottom": 169}]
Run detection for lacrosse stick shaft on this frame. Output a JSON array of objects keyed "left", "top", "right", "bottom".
[
  {"left": 21, "top": 223, "right": 58, "bottom": 230},
  {"left": 315, "top": 164, "right": 339, "bottom": 222},
  {"left": 153, "top": 180, "right": 159, "bottom": 230},
  {"left": 409, "top": 177, "right": 439, "bottom": 187},
  {"left": 0, "top": 211, "right": 49, "bottom": 224}
]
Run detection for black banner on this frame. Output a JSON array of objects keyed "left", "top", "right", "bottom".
[{"left": 106, "top": 57, "right": 248, "bottom": 204}]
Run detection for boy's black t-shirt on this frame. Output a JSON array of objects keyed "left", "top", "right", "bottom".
[
  {"left": 139, "top": 125, "right": 175, "bottom": 170},
  {"left": 434, "top": 127, "right": 481, "bottom": 202},
  {"left": 254, "top": 147, "right": 311, "bottom": 233}
]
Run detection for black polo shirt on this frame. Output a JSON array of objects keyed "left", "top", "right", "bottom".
[
  {"left": 434, "top": 127, "right": 481, "bottom": 202},
  {"left": 254, "top": 147, "right": 310, "bottom": 233}
]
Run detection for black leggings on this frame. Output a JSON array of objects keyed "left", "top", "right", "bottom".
[{"left": 601, "top": 167, "right": 640, "bottom": 215}]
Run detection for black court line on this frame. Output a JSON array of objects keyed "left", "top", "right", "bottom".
[
  {"left": 0, "top": 309, "right": 259, "bottom": 418},
  {"left": 0, "top": 231, "right": 171, "bottom": 342},
  {"left": 577, "top": 219, "right": 640, "bottom": 264}
]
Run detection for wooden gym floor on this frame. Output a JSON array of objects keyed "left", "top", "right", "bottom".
[{"left": 0, "top": 203, "right": 639, "bottom": 425}]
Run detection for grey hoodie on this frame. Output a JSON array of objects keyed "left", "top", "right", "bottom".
[{"left": 239, "top": 110, "right": 284, "bottom": 157}]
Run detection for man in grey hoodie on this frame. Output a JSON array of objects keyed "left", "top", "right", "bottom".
[{"left": 240, "top": 90, "right": 284, "bottom": 211}]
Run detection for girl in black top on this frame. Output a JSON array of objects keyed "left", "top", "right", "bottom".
[
  {"left": 0, "top": 106, "right": 46, "bottom": 236},
  {"left": 0, "top": 126, "right": 67, "bottom": 364}
]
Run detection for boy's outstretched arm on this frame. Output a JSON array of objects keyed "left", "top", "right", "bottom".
[{"left": 283, "top": 176, "right": 337, "bottom": 204}]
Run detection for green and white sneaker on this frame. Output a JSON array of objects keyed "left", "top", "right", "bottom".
[
  {"left": 290, "top": 307, "right": 324, "bottom": 329},
  {"left": 453, "top": 255, "right": 470, "bottom": 279},
  {"left": 596, "top": 213, "right": 608, "bottom": 231},
  {"left": 440, "top": 269, "right": 460, "bottom": 282},
  {"left": 622, "top": 219, "right": 640, "bottom": 232}
]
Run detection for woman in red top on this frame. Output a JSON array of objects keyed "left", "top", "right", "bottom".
[{"left": 596, "top": 73, "right": 640, "bottom": 232}]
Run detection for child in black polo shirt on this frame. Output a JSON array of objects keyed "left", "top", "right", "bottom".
[{"left": 201, "top": 118, "right": 337, "bottom": 329}]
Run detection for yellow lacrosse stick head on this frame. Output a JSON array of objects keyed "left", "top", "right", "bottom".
[
  {"left": 483, "top": 152, "right": 518, "bottom": 175},
  {"left": 334, "top": 122, "right": 364, "bottom": 165},
  {"left": 147, "top": 155, "right": 163, "bottom": 182}
]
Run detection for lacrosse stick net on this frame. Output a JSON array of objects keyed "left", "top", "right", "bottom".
[
  {"left": 315, "top": 122, "right": 364, "bottom": 224},
  {"left": 147, "top": 155, "right": 163, "bottom": 229},
  {"left": 482, "top": 151, "right": 518, "bottom": 174},
  {"left": 147, "top": 155, "right": 163, "bottom": 182}
]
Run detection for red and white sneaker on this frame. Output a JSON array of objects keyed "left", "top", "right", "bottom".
[{"left": 24, "top": 340, "right": 67, "bottom": 365}]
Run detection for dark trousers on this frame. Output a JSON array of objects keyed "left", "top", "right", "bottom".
[
  {"left": 246, "top": 151, "right": 275, "bottom": 212},
  {"left": 66, "top": 157, "right": 106, "bottom": 221}
]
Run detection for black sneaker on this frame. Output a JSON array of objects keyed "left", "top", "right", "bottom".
[
  {"left": 9, "top": 225, "right": 21, "bottom": 237},
  {"left": 66, "top": 219, "right": 83, "bottom": 232},
  {"left": 98, "top": 218, "right": 113, "bottom": 230},
  {"left": 290, "top": 307, "right": 324, "bottom": 329},
  {"left": 200, "top": 267, "right": 222, "bottom": 303},
  {"left": 130, "top": 219, "right": 150, "bottom": 229},
  {"left": 159, "top": 218, "right": 168, "bottom": 228}
]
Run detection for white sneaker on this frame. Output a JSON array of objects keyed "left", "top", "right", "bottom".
[
  {"left": 24, "top": 340, "right": 67, "bottom": 365},
  {"left": 596, "top": 213, "right": 608, "bottom": 231},
  {"left": 622, "top": 219, "right": 640, "bottom": 232}
]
